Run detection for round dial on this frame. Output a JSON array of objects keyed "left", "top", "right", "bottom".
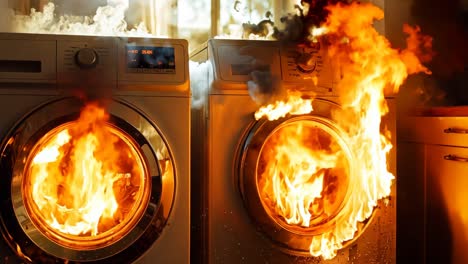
[
  {"left": 75, "top": 48, "right": 98, "bottom": 68},
  {"left": 295, "top": 53, "right": 317, "bottom": 74}
]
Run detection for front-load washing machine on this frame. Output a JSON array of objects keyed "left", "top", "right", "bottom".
[
  {"left": 0, "top": 33, "right": 190, "bottom": 264},
  {"left": 190, "top": 39, "right": 396, "bottom": 263}
]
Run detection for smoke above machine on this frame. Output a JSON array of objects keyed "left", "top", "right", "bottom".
[
  {"left": 236, "top": 0, "right": 433, "bottom": 115},
  {"left": 233, "top": 1, "right": 351, "bottom": 108},
  {"left": 190, "top": 60, "right": 212, "bottom": 109},
  {"left": 0, "top": 1, "right": 150, "bottom": 36}
]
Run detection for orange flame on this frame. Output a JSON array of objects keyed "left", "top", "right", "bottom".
[
  {"left": 255, "top": 92, "right": 314, "bottom": 121},
  {"left": 259, "top": 121, "right": 349, "bottom": 228},
  {"left": 257, "top": 2, "right": 432, "bottom": 259},
  {"left": 25, "top": 103, "right": 146, "bottom": 238}
]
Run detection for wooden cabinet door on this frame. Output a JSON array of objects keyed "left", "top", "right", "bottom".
[{"left": 426, "top": 145, "right": 468, "bottom": 264}]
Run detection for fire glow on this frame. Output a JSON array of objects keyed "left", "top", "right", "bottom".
[
  {"left": 255, "top": 2, "right": 431, "bottom": 260},
  {"left": 23, "top": 103, "right": 147, "bottom": 240},
  {"left": 254, "top": 91, "right": 314, "bottom": 121},
  {"left": 258, "top": 120, "right": 350, "bottom": 229}
]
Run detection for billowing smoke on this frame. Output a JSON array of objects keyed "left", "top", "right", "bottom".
[
  {"left": 274, "top": 0, "right": 350, "bottom": 43},
  {"left": 190, "top": 60, "right": 212, "bottom": 109},
  {"left": 240, "top": 0, "right": 350, "bottom": 44},
  {"left": 241, "top": 12, "right": 275, "bottom": 40},
  {"left": 216, "top": 0, "right": 277, "bottom": 40},
  {"left": 248, "top": 70, "right": 283, "bottom": 105},
  {"left": 404, "top": 0, "right": 467, "bottom": 106},
  {"left": 240, "top": 1, "right": 352, "bottom": 106},
  {"left": 0, "top": 0, "right": 157, "bottom": 105},
  {"left": 0, "top": 1, "right": 150, "bottom": 36}
]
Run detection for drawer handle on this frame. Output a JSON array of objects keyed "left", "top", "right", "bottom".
[
  {"left": 444, "top": 154, "right": 468, "bottom": 162},
  {"left": 444, "top": 128, "right": 468, "bottom": 134}
]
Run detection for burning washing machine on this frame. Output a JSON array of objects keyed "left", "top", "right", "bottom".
[
  {"left": 190, "top": 39, "right": 396, "bottom": 263},
  {"left": 0, "top": 33, "right": 190, "bottom": 263}
]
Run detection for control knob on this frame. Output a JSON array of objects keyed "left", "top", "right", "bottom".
[
  {"left": 295, "top": 52, "right": 317, "bottom": 74},
  {"left": 75, "top": 48, "right": 98, "bottom": 69}
]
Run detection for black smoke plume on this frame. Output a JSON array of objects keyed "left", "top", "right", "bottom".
[
  {"left": 244, "top": 0, "right": 351, "bottom": 106},
  {"left": 277, "top": 0, "right": 350, "bottom": 44}
]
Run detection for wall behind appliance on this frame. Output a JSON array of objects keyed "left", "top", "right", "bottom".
[
  {"left": 387, "top": 0, "right": 468, "bottom": 107},
  {"left": 386, "top": 1, "right": 426, "bottom": 263},
  {"left": 389, "top": 0, "right": 468, "bottom": 263},
  {"left": 1, "top": 0, "right": 392, "bottom": 55},
  {"left": 7, "top": 0, "right": 47, "bottom": 14},
  {"left": 8, "top": 0, "right": 107, "bottom": 15},
  {"left": 411, "top": 0, "right": 468, "bottom": 106}
]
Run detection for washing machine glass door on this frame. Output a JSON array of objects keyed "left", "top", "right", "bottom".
[
  {"left": 237, "top": 99, "right": 374, "bottom": 259},
  {"left": 0, "top": 97, "right": 175, "bottom": 263}
]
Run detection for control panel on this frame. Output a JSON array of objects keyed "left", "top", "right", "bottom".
[
  {"left": 209, "top": 39, "right": 333, "bottom": 92},
  {"left": 281, "top": 43, "right": 324, "bottom": 80},
  {"left": 58, "top": 40, "right": 115, "bottom": 73},
  {"left": 126, "top": 45, "right": 176, "bottom": 74},
  {"left": 215, "top": 43, "right": 281, "bottom": 83},
  {"left": 0, "top": 33, "right": 189, "bottom": 90},
  {"left": 118, "top": 39, "right": 187, "bottom": 85},
  {"left": 0, "top": 39, "right": 56, "bottom": 82},
  {"left": 75, "top": 48, "right": 99, "bottom": 68}
]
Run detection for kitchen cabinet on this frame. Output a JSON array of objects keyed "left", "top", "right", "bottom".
[
  {"left": 398, "top": 116, "right": 468, "bottom": 264},
  {"left": 426, "top": 145, "right": 468, "bottom": 264}
]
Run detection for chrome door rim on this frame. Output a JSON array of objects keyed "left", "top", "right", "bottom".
[
  {"left": 236, "top": 98, "right": 376, "bottom": 257},
  {"left": 0, "top": 97, "right": 176, "bottom": 263}
]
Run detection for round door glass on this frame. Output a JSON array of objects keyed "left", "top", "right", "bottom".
[
  {"left": 256, "top": 119, "right": 351, "bottom": 234},
  {"left": 21, "top": 104, "right": 151, "bottom": 250}
]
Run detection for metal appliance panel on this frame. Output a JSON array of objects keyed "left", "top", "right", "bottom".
[
  {"left": 191, "top": 38, "right": 396, "bottom": 263},
  {"left": 0, "top": 33, "right": 190, "bottom": 264},
  {"left": 207, "top": 94, "right": 396, "bottom": 263}
]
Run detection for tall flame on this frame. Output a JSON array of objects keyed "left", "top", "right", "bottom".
[
  {"left": 255, "top": 91, "right": 314, "bottom": 121},
  {"left": 256, "top": 2, "right": 432, "bottom": 260},
  {"left": 259, "top": 121, "right": 349, "bottom": 229},
  {"left": 26, "top": 103, "right": 145, "bottom": 237}
]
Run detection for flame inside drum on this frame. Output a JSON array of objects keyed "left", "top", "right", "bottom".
[
  {"left": 23, "top": 103, "right": 149, "bottom": 249},
  {"left": 254, "top": 2, "right": 432, "bottom": 260},
  {"left": 258, "top": 120, "right": 351, "bottom": 231}
]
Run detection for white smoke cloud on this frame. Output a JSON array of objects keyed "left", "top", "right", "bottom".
[
  {"left": 107, "top": 0, "right": 129, "bottom": 8},
  {"left": 0, "top": 2, "right": 150, "bottom": 37},
  {"left": 189, "top": 60, "right": 212, "bottom": 109}
]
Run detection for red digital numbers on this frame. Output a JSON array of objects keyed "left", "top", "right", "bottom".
[
  {"left": 142, "top": 50, "right": 153, "bottom": 55},
  {"left": 128, "top": 48, "right": 154, "bottom": 55}
]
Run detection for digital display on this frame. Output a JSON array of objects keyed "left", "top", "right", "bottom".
[{"left": 126, "top": 45, "right": 175, "bottom": 74}]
